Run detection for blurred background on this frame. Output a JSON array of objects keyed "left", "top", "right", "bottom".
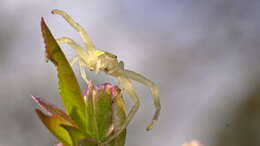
[{"left": 1, "top": 0, "right": 260, "bottom": 145}]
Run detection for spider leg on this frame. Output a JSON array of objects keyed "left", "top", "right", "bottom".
[
  {"left": 79, "top": 61, "right": 90, "bottom": 84},
  {"left": 56, "top": 37, "right": 81, "bottom": 66},
  {"left": 57, "top": 37, "right": 90, "bottom": 84},
  {"left": 99, "top": 75, "right": 140, "bottom": 146},
  {"left": 124, "top": 69, "right": 161, "bottom": 131},
  {"left": 52, "top": 9, "right": 96, "bottom": 51},
  {"left": 95, "top": 59, "right": 101, "bottom": 74},
  {"left": 69, "top": 56, "right": 80, "bottom": 66},
  {"left": 56, "top": 37, "right": 88, "bottom": 57}
]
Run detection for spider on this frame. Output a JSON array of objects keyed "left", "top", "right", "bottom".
[{"left": 51, "top": 9, "right": 161, "bottom": 145}]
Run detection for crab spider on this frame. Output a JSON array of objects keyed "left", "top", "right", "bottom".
[{"left": 51, "top": 9, "right": 161, "bottom": 145}]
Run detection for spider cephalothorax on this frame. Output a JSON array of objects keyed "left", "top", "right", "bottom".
[
  {"left": 52, "top": 9, "right": 161, "bottom": 145},
  {"left": 94, "top": 51, "right": 120, "bottom": 74},
  {"left": 81, "top": 50, "right": 119, "bottom": 73}
]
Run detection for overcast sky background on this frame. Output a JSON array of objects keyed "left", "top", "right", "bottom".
[{"left": 0, "top": 0, "right": 260, "bottom": 146}]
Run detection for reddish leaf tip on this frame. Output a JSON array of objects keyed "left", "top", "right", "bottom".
[
  {"left": 32, "top": 96, "right": 43, "bottom": 107},
  {"left": 40, "top": 18, "right": 50, "bottom": 63},
  {"left": 31, "top": 95, "right": 76, "bottom": 125},
  {"left": 31, "top": 95, "right": 37, "bottom": 101},
  {"left": 40, "top": 17, "right": 47, "bottom": 32}
]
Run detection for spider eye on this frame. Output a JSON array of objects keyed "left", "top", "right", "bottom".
[{"left": 104, "top": 68, "right": 109, "bottom": 72}]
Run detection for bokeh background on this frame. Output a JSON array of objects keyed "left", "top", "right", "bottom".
[{"left": 1, "top": 0, "right": 260, "bottom": 145}]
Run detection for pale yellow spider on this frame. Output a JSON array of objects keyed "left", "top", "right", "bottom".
[{"left": 51, "top": 9, "right": 161, "bottom": 145}]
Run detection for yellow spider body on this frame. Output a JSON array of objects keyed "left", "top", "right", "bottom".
[
  {"left": 83, "top": 50, "right": 118, "bottom": 72},
  {"left": 52, "top": 9, "right": 161, "bottom": 145}
]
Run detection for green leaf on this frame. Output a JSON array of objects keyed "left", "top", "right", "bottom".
[
  {"left": 40, "top": 18, "right": 86, "bottom": 131},
  {"left": 83, "top": 82, "right": 113, "bottom": 140},
  {"left": 94, "top": 86, "right": 114, "bottom": 140},
  {"left": 83, "top": 82, "right": 99, "bottom": 139},
  {"left": 61, "top": 125, "right": 98, "bottom": 146},
  {"left": 35, "top": 109, "right": 73, "bottom": 146},
  {"left": 83, "top": 83, "right": 127, "bottom": 146}
]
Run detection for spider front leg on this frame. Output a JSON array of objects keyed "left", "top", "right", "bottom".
[
  {"left": 99, "top": 75, "right": 140, "bottom": 146},
  {"left": 69, "top": 56, "right": 80, "bottom": 66},
  {"left": 56, "top": 37, "right": 82, "bottom": 66},
  {"left": 56, "top": 37, "right": 90, "bottom": 84},
  {"left": 56, "top": 37, "right": 89, "bottom": 56},
  {"left": 124, "top": 69, "right": 161, "bottom": 131},
  {"left": 52, "top": 9, "right": 96, "bottom": 51}
]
